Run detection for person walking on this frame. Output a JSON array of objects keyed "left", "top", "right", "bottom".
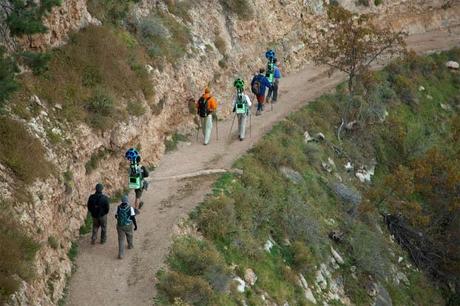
[
  {"left": 87, "top": 183, "right": 110, "bottom": 245},
  {"left": 232, "top": 78, "right": 252, "bottom": 141},
  {"left": 251, "top": 68, "right": 272, "bottom": 116},
  {"left": 196, "top": 88, "right": 218, "bottom": 145},
  {"left": 266, "top": 58, "right": 281, "bottom": 104},
  {"left": 115, "top": 195, "right": 137, "bottom": 259},
  {"left": 133, "top": 156, "right": 149, "bottom": 213}
]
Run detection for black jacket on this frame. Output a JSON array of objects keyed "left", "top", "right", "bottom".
[{"left": 87, "top": 192, "right": 110, "bottom": 218}]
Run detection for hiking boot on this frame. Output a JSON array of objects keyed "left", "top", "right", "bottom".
[
  {"left": 100, "top": 240, "right": 106, "bottom": 245},
  {"left": 239, "top": 136, "right": 244, "bottom": 141},
  {"left": 256, "top": 110, "right": 261, "bottom": 116},
  {"left": 91, "top": 239, "right": 96, "bottom": 245},
  {"left": 139, "top": 201, "right": 144, "bottom": 209},
  {"left": 128, "top": 244, "right": 134, "bottom": 249},
  {"left": 118, "top": 255, "right": 123, "bottom": 260}
]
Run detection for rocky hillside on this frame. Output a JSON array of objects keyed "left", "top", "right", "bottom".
[{"left": 0, "top": 0, "right": 459, "bottom": 304}]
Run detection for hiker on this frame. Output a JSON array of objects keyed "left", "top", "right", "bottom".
[
  {"left": 266, "top": 58, "right": 281, "bottom": 104},
  {"left": 133, "top": 155, "right": 149, "bottom": 213},
  {"left": 251, "top": 68, "right": 272, "bottom": 116},
  {"left": 196, "top": 88, "right": 218, "bottom": 145},
  {"left": 232, "top": 78, "right": 252, "bottom": 141},
  {"left": 115, "top": 195, "right": 137, "bottom": 259},
  {"left": 87, "top": 183, "right": 110, "bottom": 245}
]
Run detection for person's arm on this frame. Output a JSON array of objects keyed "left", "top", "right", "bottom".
[
  {"left": 130, "top": 215, "right": 138, "bottom": 230},
  {"left": 245, "top": 94, "right": 252, "bottom": 107},
  {"left": 102, "top": 196, "right": 110, "bottom": 215}
]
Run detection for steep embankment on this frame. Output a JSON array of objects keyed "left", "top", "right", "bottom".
[
  {"left": 0, "top": 0, "right": 459, "bottom": 305},
  {"left": 153, "top": 50, "right": 460, "bottom": 305}
]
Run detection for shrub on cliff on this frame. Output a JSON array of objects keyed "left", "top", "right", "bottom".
[{"left": 0, "top": 203, "right": 39, "bottom": 303}]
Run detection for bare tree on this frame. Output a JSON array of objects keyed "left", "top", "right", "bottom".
[{"left": 307, "top": 5, "right": 406, "bottom": 140}]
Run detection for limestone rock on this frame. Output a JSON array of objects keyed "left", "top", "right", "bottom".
[
  {"left": 304, "top": 131, "right": 314, "bottom": 142},
  {"left": 244, "top": 268, "right": 257, "bottom": 286},
  {"left": 355, "top": 166, "right": 375, "bottom": 183},
  {"left": 233, "top": 277, "right": 246, "bottom": 293},
  {"left": 298, "top": 274, "right": 317, "bottom": 304},
  {"left": 279, "top": 166, "right": 303, "bottom": 184},
  {"left": 373, "top": 284, "right": 393, "bottom": 306},
  {"left": 331, "top": 246, "right": 345, "bottom": 265},
  {"left": 344, "top": 161, "right": 353, "bottom": 172},
  {"left": 446, "top": 61, "right": 459, "bottom": 69}
]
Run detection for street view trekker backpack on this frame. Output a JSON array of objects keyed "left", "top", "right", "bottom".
[
  {"left": 197, "top": 96, "right": 211, "bottom": 117},
  {"left": 235, "top": 94, "right": 248, "bottom": 114}
]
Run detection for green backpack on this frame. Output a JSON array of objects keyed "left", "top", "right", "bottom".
[
  {"left": 235, "top": 94, "right": 248, "bottom": 114},
  {"left": 117, "top": 204, "right": 132, "bottom": 226}
]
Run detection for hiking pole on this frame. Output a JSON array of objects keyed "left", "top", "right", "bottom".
[
  {"left": 215, "top": 114, "right": 219, "bottom": 141},
  {"left": 228, "top": 113, "right": 237, "bottom": 140},
  {"left": 249, "top": 112, "right": 252, "bottom": 138}
]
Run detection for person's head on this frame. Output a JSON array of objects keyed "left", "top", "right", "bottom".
[
  {"left": 95, "top": 183, "right": 104, "bottom": 193},
  {"left": 121, "top": 195, "right": 129, "bottom": 204},
  {"left": 273, "top": 58, "right": 277, "bottom": 64},
  {"left": 259, "top": 68, "right": 265, "bottom": 74},
  {"left": 204, "top": 87, "right": 210, "bottom": 94}
]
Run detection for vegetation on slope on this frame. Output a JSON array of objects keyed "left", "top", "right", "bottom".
[{"left": 156, "top": 50, "right": 460, "bottom": 305}]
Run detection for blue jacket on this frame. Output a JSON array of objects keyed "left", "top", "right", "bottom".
[
  {"left": 274, "top": 66, "right": 281, "bottom": 79},
  {"left": 251, "top": 73, "right": 272, "bottom": 96}
]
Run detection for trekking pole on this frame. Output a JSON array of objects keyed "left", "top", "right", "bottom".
[
  {"left": 215, "top": 114, "right": 219, "bottom": 141},
  {"left": 228, "top": 113, "right": 237, "bottom": 139},
  {"left": 249, "top": 112, "right": 252, "bottom": 138}
]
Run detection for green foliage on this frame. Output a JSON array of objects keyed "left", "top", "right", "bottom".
[
  {"left": 0, "top": 116, "right": 53, "bottom": 183},
  {"left": 18, "top": 51, "right": 52, "bottom": 75},
  {"left": 0, "top": 203, "right": 39, "bottom": 302},
  {"left": 165, "top": 0, "right": 196, "bottom": 22},
  {"left": 165, "top": 133, "right": 188, "bottom": 152},
  {"left": 127, "top": 100, "right": 146, "bottom": 117},
  {"left": 131, "top": 11, "right": 191, "bottom": 65},
  {"left": 220, "top": 0, "right": 254, "bottom": 20},
  {"left": 85, "top": 149, "right": 110, "bottom": 174},
  {"left": 16, "top": 25, "right": 151, "bottom": 130},
  {"left": 374, "top": 0, "right": 383, "bottom": 5},
  {"left": 0, "top": 48, "right": 19, "bottom": 107},
  {"left": 67, "top": 242, "right": 78, "bottom": 262},
  {"left": 5, "top": 0, "right": 62, "bottom": 36},
  {"left": 87, "top": 0, "right": 140, "bottom": 24},
  {"left": 79, "top": 213, "right": 92, "bottom": 235},
  {"left": 48, "top": 236, "right": 59, "bottom": 249}
]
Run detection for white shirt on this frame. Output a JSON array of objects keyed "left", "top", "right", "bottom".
[{"left": 232, "top": 93, "right": 252, "bottom": 109}]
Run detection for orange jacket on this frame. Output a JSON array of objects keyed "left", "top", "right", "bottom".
[{"left": 197, "top": 93, "right": 218, "bottom": 113}]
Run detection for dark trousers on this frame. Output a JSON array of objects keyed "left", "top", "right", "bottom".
[
  {"left": 117, "top": 224, "right": 134, "bottom": 258},
  {"left": 256, "top": 95, "right": 265, "bottom": 111},
  {"left": 267, "top": 79, "right": 279, "bottom": 102},
  {"left": 91, "top": 214, "right": 107, "bottom": 243}
]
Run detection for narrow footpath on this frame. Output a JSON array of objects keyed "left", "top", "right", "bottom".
[{"left": 67, "top": 28, "right": 460, "bottom": 306}]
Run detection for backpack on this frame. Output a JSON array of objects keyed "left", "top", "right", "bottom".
[
  {"left": 235, "top": 95, "right": 248, "bottom": 114},
  {"left": 197, "top": 96, "right": 211, "bottom": 117},
  {"left": 251, "top": 77, "right": 261, "bottom": 96},
  {"left": 117, "top": 204, "right": 132, "bottom": 226}
]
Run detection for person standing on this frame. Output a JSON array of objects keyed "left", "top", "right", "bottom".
[
  {"left": 196, "top": 88, "right": 218, "bottom": 145},
  {"left": 115, "top": 195, "right": 137, "bottom": 259},
  {"left": 251, "top": 68, "right": 272, "bottom": 116},
  {"left": 266, "top": 58, "right": 281, "bottom": 104},
  {"left": 87, "top": 183, "right": 110, "bottom": 245},
  {"left": 232, "top": 78, "right": 252, "bottom": 141},
  {"left": 133, "top": 156, "right": 149, "bottom": 213}
]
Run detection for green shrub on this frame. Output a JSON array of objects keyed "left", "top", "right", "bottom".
[
  {"left": 48, "top": 236, "right": 59, "bottom": 249},
  {"left": 68, "top": 242, "right": 78, "bottom": 262},
  {"left": 0, "top": 204, "right": 40, "bottom": 302},
  {"left": 87, "top": 0, "right": 140, "bottom": 24},
  {"left": 168, "top": 236, "right": 226, "bottom": 277},
  {"left": 127, "top": 100, "right": 146, "bottom": 117},
  {"left": 132, "top": 12, "right": 191, "bottom": 66},
  {"left": 79, "top": 213, "right": 92, "bottom": 235},
  {"left": 214, "top": 36, "right": 227, "bottom": 55},
  {"left": 156, "top": 271, "right": 213, "bottom": 305},
  {"left": 349, "top": 223, "right": 391, "bottom": 279},
  {"left": 85, "top": 88, "right": 116, "bottom": 130},
  {"left": 196, "top": 196, "right": 237, "bottom": 241},
  {"left": 0, "top": 48, "right": 19, "bottom": 107},
  {"left": 374, "top": 0, "right": 383, "bottom": 5},
  {"left": 85, "top": 149, "right": 109, "bottom": 174},
  {"left": 0, "top": 117, "right": 53, "bottom": 183},
  {"left": 165, "top": 133, "right": 188, "bottom": 152},
  {"left": 220, "top": 0, "right": 254, "bottom": 20},
  {"left": 165, "top": 0, "right": 196, "bottom": 22},
  {"left": 18, "top": 51, "right": 51, "bottom": 75}
]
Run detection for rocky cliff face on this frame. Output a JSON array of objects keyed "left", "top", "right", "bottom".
[{"left": 3, "top": 0, "right": 460, "bottom": 304}]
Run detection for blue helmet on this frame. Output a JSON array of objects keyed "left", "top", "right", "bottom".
[{"left": 265, "top": 49, "right": 276, "bottom": 60}]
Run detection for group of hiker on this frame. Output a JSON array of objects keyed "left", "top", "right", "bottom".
[
  {"left": 196, "top": 50, "right": 282, "bottom": 144},
  {"left": 86, "top": 50, "right": 282, "bottom": 259}
]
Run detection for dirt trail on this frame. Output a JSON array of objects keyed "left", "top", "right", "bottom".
[{"left": 67, "top": 28, "right": 460, "bottom": 306}]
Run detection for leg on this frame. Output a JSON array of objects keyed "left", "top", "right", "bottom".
[
  {"left": 238, "top": 114, "right": 246, "bottom": 140},
  {"left": 126, "top": 224, "right": 134, "bottom": 249},
  {"left": 204, "top": 115, "right": 213, "bottom": 145},
  {"left": 117, "top": 226, "right": 125, "bottom": 259},
  {"left": 200, "top": 117, "right": 206, "bottom": 138},
  {"left": 91, "top": 217, "right": 99, "bottom": 244},
  {"left": 135, "top": 189, "right": 143, "bottom": 210},
  {"left": 272, "top": 80, "right": 279, "bottom": 102},
  {"left": 266, "top": 86, "right": 273, "bottom": 103},
  {"left": 100, "top": 215, "right": 107, "bottom": 244}
]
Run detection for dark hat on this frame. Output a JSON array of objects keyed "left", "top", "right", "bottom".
[
  {"left": 259, "top": 68, "right": 265, "bottom": 74},
  {"left": 121, "top": 195, "right": 129, "bottom": 204},
  {"left": 95, "top": 183, "right": 104, "bottom": 193}
]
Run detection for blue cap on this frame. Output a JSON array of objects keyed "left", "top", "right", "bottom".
[{"left": 121, "top": 195, "right": 129, "bottom": 204}]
